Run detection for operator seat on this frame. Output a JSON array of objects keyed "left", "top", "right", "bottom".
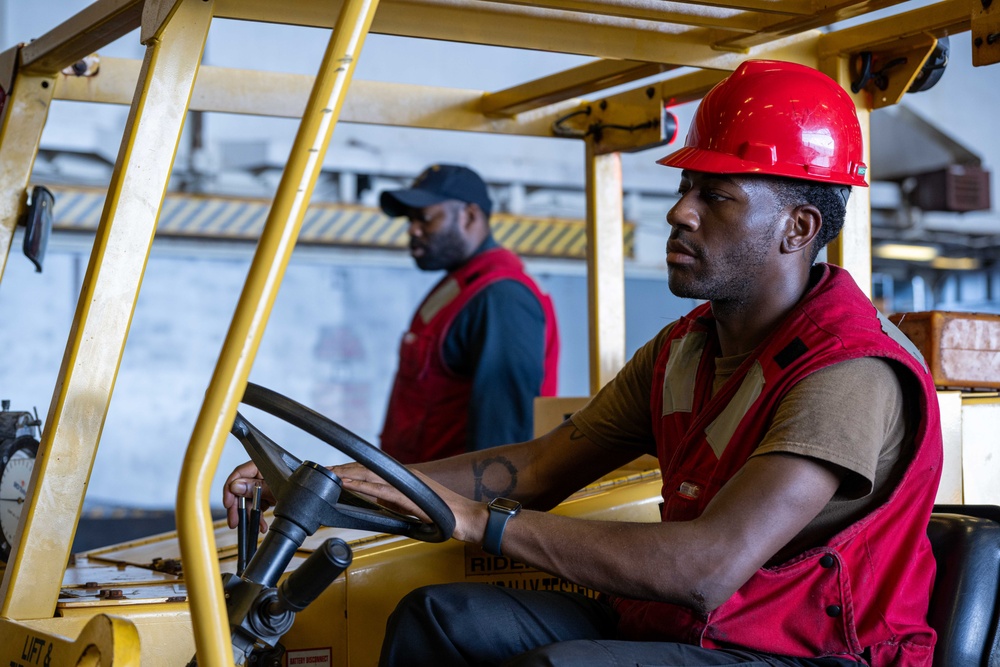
[{"left": 927, "top": 505, "right": 1000, "bottom": 667}]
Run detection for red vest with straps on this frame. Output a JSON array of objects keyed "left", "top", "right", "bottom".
[
  {"left": 613, "top": 264, "right": 941, "bottom": 666},
  {"left": 380, "top": 247, "right": 559, "bottom": 464}
]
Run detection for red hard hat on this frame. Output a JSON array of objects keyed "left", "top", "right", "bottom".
[{"left": 658, "top": 60, "right": 868, "bottom": 187}]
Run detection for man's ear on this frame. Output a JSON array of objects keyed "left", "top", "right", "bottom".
[
  {"left": 780, "top": 205, "right": 822, "bottom": 255},
  {"left": 463, "top": 202, "right": 488, "bottom": 231}
]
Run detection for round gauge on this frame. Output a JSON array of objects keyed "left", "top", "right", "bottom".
[{"left": 0, "top": 435, "right": 39, "bottom": 563}]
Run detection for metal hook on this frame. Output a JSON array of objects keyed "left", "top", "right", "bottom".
[{"left": 851, "top": 52, "right": 873, "bottom": 93}]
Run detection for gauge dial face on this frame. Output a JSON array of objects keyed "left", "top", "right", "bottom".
[
  {"left": 0, "top": 440, "right": 38, "bottom": 561},
  {"left": 1, "top": 453, "right": 34, "bottom": 546}
]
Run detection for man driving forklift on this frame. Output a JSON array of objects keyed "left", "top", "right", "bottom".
[{"left": 225, "top": 60, "right": 943, "bottom": 667}]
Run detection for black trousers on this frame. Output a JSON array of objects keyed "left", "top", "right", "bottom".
[{"left": 378, "top": 583, "right": 861, "bottom": 667}]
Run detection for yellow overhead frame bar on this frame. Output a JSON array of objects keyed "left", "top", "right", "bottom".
[
  {"left": 478, "top": 0, "right": 781, "bottom": 33},
  {"left": 716, "top": 0, "right": 914, "bottom": 49},
  {"left": 820, "top": 0, "right": 969, "bottom": 56},
  {"left": 481, "top": 59, "right": 674, "bottom": 117},
  {"left": 10, "top": 0, "right": 984, "bottom": 78},
  {"left": 53, "top": 57, "right": 583, "bottom": 137},
  {"left": 679, "top": 0, "right": 814, "bottom": 13},
  {"left": 14, "top": 0, "right": 980, "bottom": 74},
  {"left": 18, "top": 0, "right": 143, "bottom": 75},
  {"left": 213, "top": 0, "right": 818, "bottom": 69}
]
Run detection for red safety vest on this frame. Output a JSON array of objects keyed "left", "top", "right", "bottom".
[
  {"left": 613, "top": 264, "right": 941, "bottom": 666},
  {"left": 380, "top": 247, "right": 559, "bottom": 464}
]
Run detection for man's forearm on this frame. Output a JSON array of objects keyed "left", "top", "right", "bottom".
[
  {"left": 415, "top": 421, "right": 629, "bottom": 509},
  {"left": 477, "top": 453, "right": 843, "bottom": 614},
  {"left": 499, "top": 509, "right": 729, "bottom": 612},
  {"left": 414, "top": 439, "right": 553, "bottom": 507}
]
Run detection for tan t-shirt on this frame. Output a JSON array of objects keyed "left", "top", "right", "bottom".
[{"left": 571, "top": 323, "right": 914, "bottom": 563}]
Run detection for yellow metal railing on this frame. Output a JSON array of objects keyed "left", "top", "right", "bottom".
[{"left": 176, "top": 1, "right": 381, "bottom": 663}]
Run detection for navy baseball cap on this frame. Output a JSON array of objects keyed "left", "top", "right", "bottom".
[{"left": 380, "top": 164, "right": 493, "bottom": 218}]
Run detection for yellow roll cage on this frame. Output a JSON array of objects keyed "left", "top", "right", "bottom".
[{"left": 0, "top": 0, "right": 996, "bottom": 664}]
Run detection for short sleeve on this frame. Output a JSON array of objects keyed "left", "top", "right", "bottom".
[{"left": 751, "top": 356, "right": 907, "bottom": 498}]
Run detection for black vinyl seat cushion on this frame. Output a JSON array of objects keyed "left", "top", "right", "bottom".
[{"left": 927, "top": 506, "right": 1000, "bottom": 667}]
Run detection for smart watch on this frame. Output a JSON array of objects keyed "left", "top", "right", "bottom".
[{"left": 483, "top": 497, "right": 521, "bottom": 556}]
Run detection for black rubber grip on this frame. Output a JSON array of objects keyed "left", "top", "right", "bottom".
[{"left": 275, "top": 538, "right": 353, "bottom": 613}]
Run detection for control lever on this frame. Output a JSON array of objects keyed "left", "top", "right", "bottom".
[
  {"left": 235, "top": 483, "right": 264, "bottom": 576},
  {"left": 248, "top": 483, "right": 262, "bottom": 561},
  {"left": 237, "top": 496, "right": 248, "bottom": 575},
  {"left": 237, "top": 538, "right": 354, "bottom": 664},
  {"left": 195, "top": 538, "right": 355, "bottom": 666},
  {"left": 274, "top": 537, "right": 353, "bottom": 613}
]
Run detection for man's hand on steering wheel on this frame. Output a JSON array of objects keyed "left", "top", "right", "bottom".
[
  {"left": 335, "top": 462, "right": 488, "bottom": 544},
  {"left": 223, "top": 455, "right": 486, "bottom": 545},
  {"left": 222, "top": 382, "right": 455, "bottom": 543},
  {"left": 223, "top": 461, "right": 274, "bottom": 533}
]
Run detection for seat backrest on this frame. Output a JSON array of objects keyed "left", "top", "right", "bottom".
[{"left": 927, "top": 507, "right": 1000, "bottom": 667}]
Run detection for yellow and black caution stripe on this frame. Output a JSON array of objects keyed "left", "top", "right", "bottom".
[{"left": 45, "top": 185, "right": 634, "bottom": 259}]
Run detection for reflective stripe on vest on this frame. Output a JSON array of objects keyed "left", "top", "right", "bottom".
[
  {"left": 419, "top": 277, "right": 461, "bottom": 324},
  {"left": 661, "top": 331, "right": 767, "bottom": 460},
  {"left": 705, "top": 360, "right": 764, "bottom": 459},
  {"left": 661, "top": 332, "right": 706, "bottom": 415}
]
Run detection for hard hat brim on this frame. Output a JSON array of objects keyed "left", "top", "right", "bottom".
[{"left": 657, "top": 146, "right": 869, "bottom": 188}]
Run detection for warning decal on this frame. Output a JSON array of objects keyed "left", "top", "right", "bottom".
[
  {"left": 464, "top": 546, "right": 600, "bottom": 599},
  {"left": 286, "top": 648, "right": 331, "bottom": 666}
]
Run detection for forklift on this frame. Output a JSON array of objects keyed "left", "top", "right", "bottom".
[{"left": 0, "top": 0, "right": 998, "bottom": 665}]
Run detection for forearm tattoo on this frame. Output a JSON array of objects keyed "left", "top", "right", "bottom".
[{"left": 471, "top": 456, "right": 518, "bottom": 501}]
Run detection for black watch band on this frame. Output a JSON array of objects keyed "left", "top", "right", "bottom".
[{"left": 483, "top": 497, "right": 521, "bottom": 556}]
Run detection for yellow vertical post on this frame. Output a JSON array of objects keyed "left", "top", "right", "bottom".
[
  {"left": 826, "top": 105, "right": 872, "bottom": 296},
  {"left": 584, "top": 141, "right": 626, "bottom": 393},
  {"left": 0, "top": 51, "right": 56, "bottom": 284},
  {"left": 823, "top": 56, "right": 873, "bottom": 298},
  {"left": 0, "top": 0, "right": 214, "bottom": 619},
  {"left": 176, "top": 1, "right": 380, "bottom": 664}
]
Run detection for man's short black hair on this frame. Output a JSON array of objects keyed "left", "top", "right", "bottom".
[{"left": 767, "top": 177, "right": 852, "bottom": 263}]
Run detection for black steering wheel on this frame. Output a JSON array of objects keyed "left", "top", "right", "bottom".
[
  {"left": 215, "top": 382, "right": 457, "bottom": 666},
  {"left": 232, "top": 382, "right": 455, "bottom": 545}
]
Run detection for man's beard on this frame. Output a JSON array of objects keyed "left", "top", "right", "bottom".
[
  {"left": 667, "top": 229, "right": 774, "bottom": 306},
  {"left": 413, "top": 225, "right": 469, "bottom": 271}
]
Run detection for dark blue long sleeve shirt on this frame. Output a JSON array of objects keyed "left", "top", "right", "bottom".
[{"left": 440, "top": 237, "right": 549, "bottom": 451}]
